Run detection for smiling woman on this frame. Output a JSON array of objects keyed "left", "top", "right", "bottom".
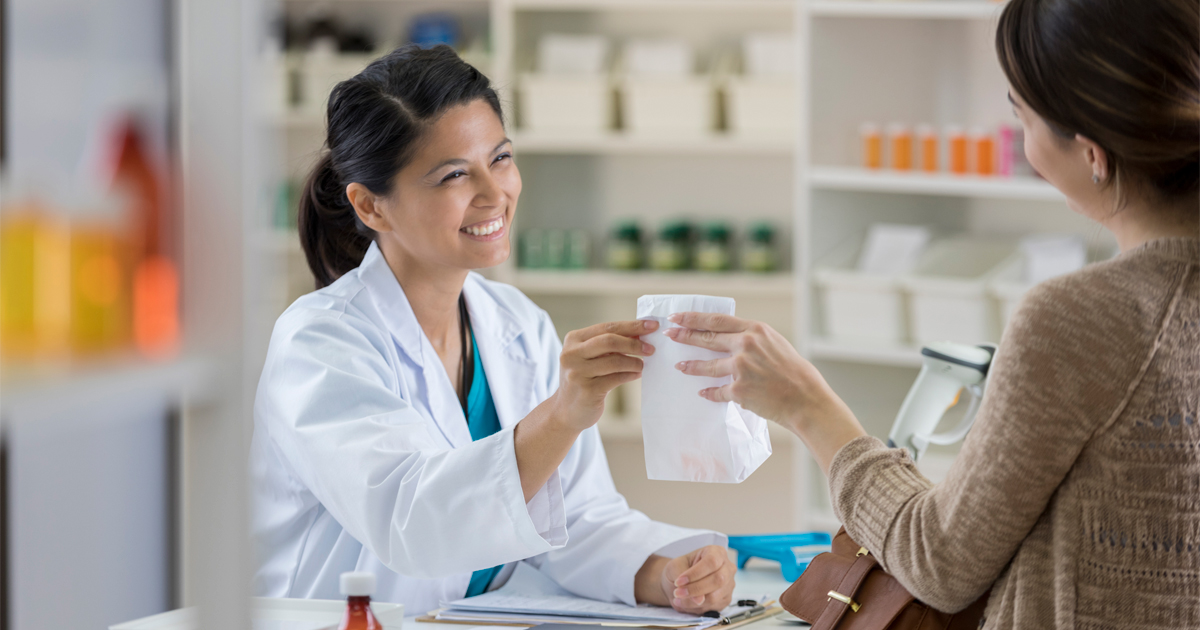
[{"left": 253, "top": 44, "right": 737, "bottom": 616}]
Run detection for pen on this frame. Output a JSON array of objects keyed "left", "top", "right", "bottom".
[{"left": 721, "top": 605, "right": 765, "bottom": 625}]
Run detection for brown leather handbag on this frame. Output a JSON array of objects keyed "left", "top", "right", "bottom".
[{"left": 779, "top": 528, "right": 988, "bottom": 630}]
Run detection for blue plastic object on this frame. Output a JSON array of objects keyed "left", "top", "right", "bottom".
[{"left": 727, "top": 532, "right": 833, "bottom": 582}]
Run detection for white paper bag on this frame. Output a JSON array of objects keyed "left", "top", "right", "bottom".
[{"left": 637, "top": 295, "right": 773, "bottom": 483}]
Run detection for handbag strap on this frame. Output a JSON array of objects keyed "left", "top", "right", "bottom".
[{"left": 812, "top": 547, "right": 878, "bottom": 630}]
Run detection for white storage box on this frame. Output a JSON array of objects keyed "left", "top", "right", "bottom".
[
  {"left": 903, "top": 238, "right": 1016, "bottom": 345},
  {"left": 989, "top": 255, "right": 1029, "bottom": 334},
  {"left": 814, "top": 244, "right": 907, "bottom": 345},
  {"left": 519, "top": 74, "right": 613, "bottom": 134},
  {"left": 300, "top": 53, "right": 374, "bottom": 115},
  {"left": 621, "top": 77, "right": 716, "bottom": 136},
  {"left": 111, "top": 597, "right": 404, "bottom": 630},
  {"left": 725, "top": 78, "right": 796, "bottom": 136},
  {"left": 988, "top": 243, "right": 1115, "bottom": 334}
]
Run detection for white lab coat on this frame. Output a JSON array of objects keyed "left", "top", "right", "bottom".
[{"left": 251, "top": 242, "right": 722, "bottom": 614}]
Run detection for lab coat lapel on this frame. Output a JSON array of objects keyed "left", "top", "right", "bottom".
[
  {"left": 463, "top": 277, "right": 538, "bottom": 431},
  {"left": 360, "top": 242, "right": 472, "bottom": 448}
]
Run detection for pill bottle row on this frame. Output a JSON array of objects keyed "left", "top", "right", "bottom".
[{"left": 860, "top": 123, "right": 1028, "bottom": 177}]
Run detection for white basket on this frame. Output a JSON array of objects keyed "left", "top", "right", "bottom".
[
  {"left": 988, "top": 256, "right": 1028, "bottom": 335},
  {"left": 814, "top": 243, "right": 907, "bottom": 345},
  {"left": 519, "top": 74, "right": 613, "bottom": 134},
  {"left": 725, "top": 78, "right": 796, "bottom": 137},
  {"left": 620, "top": 77, "right": 716, "bottom": 136},
  {"left": 299, "top": 53, "right": 374, "bottom": 115},
  {"left": 902, "top": 238, "right": 1016, "bottom": 345}
]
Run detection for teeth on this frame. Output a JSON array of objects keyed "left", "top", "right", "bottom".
[{"left": 464, "top": 217, "right": 504, "bottom": 236}]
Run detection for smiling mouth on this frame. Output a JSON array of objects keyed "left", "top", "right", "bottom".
[{"left": 461, "top": 216, "right": 505, "bottom": 237}]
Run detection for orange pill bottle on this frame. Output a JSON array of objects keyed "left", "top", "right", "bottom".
[{"left": 889, "top": 124, "right": 913, "bottom": 171}]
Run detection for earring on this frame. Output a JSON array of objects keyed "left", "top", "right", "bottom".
[{"left": 1092, "top": 174, "right": 1100, "bottom": 184}]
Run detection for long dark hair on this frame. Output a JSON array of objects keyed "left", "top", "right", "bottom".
[
  {"left": 298, "top": 44, "right": 503, "bottom": 288},
  {"left": 996, "top": 0, "right": 1199, "bottom": 206}
]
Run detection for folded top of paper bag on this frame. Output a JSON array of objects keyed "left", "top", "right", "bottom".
[{"left": 637, "top": 294, "right": 736, "bottom": 319}]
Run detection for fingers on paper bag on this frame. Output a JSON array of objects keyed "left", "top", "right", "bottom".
[
  {"left": 700, "top": 385, "right": 735, "bottom": 403},
  {"left": 580, "top": 333, "right": 653, "bottom": 358},
  {"left": 568, "top": 320, "right": 655, "bottom": 346},
  {"left": 588, "top": 353, "right": 644, "bottom": 376},
  {"left": 664, "top": 327, "right": 734, "bottom": 352},
  {"left": 668, "top": 312, "right": 746, "bottom": 333},
  {"left": 676, "top": 357, "right": 735, "bottom": 378}
]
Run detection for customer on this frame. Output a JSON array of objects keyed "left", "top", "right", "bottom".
[{"left": 665, "top": 0, "right": 1199, "bottom": 627}]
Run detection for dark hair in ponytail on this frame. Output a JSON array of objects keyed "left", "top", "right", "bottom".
[
  {"left": 298, "top": 44, "right": 503, "bottom": 288},
  {"left": 996, "top": 0, "right": 1199, "bottom": 207}
]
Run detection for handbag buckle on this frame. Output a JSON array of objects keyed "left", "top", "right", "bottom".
[
  {"left": 827, "top": 590, "right": 861, "bottom": 613},
  {"left": 856, "top": 547, "right": 869, "bottom": 557}
]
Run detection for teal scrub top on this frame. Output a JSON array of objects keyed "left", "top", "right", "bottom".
[{"left": 463, "top": 330, "right": 504, "bottom": 597}]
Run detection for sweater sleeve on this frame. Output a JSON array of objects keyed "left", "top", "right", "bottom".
[{"left": 828, "top": 277, "right": 1154, "bottom": 612}]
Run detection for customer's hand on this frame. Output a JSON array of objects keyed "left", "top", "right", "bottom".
[
  {"left": 551, "top": 320, "right": 657, "bottom": 433},
  {"left": 635, "top": 546, "right": 736, "bottom": 614},
  {"left": 664, "top": 313, "right": 867, "bottom": 474}
]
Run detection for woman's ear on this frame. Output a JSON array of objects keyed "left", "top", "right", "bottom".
[
  {"left": 1076, "top": 134, "right": 1110, "bottom": 184},
  {"left": 346, "top": 183, "right": 393, "bottom": 233}
]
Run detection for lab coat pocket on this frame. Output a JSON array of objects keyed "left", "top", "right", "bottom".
[{"left": 637, "top": 294, "right": 772, "bottom": 483}]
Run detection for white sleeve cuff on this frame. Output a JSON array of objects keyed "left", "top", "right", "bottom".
[
  {"left": 525, "top": 470, "right": 568, "bottom": 546},
  {"left": 497, "top": 426, "right": 569, "bottom": 551}
]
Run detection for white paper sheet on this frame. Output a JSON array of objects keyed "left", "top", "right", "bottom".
[
  {"left": 442, "top": 563, "right": 717, "bottom": 625},
  {"left": 637, "top": 295, "right": 772, "bottom": 484},
  {"left": 856, "top": 224, "right": 931, "bottom": 275}
]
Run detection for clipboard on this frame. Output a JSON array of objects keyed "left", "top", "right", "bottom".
[{"left": 416, "top": 603, "right": 784, "bottom": 630}]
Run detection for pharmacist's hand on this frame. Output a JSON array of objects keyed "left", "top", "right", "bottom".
[
  {"left": 659, "top": 546, "right": 737, "bottom": 614},
  {"left": 552, "top": 320, "right": 657, "bottom": 433}
]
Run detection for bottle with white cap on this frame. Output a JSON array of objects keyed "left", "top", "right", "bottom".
[{"left": 339, "top": 572, "right": 382, "bottom": 630}]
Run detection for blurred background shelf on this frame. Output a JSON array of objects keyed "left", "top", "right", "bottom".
[
  {"left": 807, "top": 338, "right": 924, "bottom": 368},
  {"left": 1, "top": 356, "right": 214, "bottom": 423},
  {"left": 510, "top": 270, "right": 795, "bottom": 297},
  {"left": 809, "top": 166, "right": 1062, "bottom": 201},
  {"left": 512, "top": 0, "right": 795, "bottom": 10},
  {"left": 808, "top": 0, "right": 1006, "bottom": 19},
  {"left": 511, "top": 132, "right": 795, "bottom": 156}
]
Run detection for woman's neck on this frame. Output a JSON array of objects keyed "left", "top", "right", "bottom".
[
  {"left": 377, "top": 240, "right": 470, "bottom": 351},
  {"left": 1101, "top": 192, "right": 1199, "bottom": 252}
]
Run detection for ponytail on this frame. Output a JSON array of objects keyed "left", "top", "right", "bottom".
[
  {"left": 296, "top": 44, "right": 502, "bottom": 289},
  {"left": 299, "top": 154, "right": 372, "bottom": 289}
]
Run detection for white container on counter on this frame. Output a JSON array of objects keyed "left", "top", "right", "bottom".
[
  {"left": 519, "top": 73, "right": 613, "bottom": 134},
  {"left": 814, "top": 243, "right": 907, "bottom": 345},
  {"left": 902, "top": 238, "right": 1016, "bottom": 345},
  {"left": 300, "top": 52, "right": 374, "bottom": 116},
  {"left": 620, "top": 77, "right": 716, "bottom": 136},
  {"left": 725, "top": 78, "right": 796, "bottom": 136}
]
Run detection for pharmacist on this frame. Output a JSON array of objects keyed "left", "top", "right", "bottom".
[{"left": 250, "top": 45, "right": 735, "bottom": 615}]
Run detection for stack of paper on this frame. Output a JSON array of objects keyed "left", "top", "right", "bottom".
[{"left": 437, "top": 564, "right": 762, "bottom": 629}]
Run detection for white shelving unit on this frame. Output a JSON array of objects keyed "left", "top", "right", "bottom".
[
  {"left": 810, "top": 166, "right": 1062, "bottom": 201},
  {"left": 511, "top": 132, "right": 794, "bottom": 156},
  {"left": 808, "top": 0, "right": 1005, "bottom": 19},
  {"left": 511, "top": 270, "right": 794, "bottom": 297}
]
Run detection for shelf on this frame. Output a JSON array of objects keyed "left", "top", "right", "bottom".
[
  {"left": 512, "top": 132, "right": 794, "bottom": 156},
  {"left": 511, "top": 269, "right": 795, "bottom": 297},
  {"left": 809, "top": 166, "right": 1063, "bottom": 201},
  {"left": 808, "top": 338, "right": 923, "bottom": 367},
  {"left": 1, "top": 356, "right": 215, "bottom": 424},
  {"left": 808, "top": 0, "right": 1006, "bottom": 19},
  {"left": 513, "top": 0, "right": 795, "bottom": 10}
]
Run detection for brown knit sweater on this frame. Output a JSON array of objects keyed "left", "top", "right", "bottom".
[{"left": 829, "top": 237, "right": 1200, "bottom": 630}]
